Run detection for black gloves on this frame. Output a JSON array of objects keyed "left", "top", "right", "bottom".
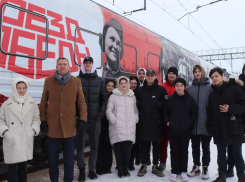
[{"left": 41, "top": 121, "right": 48, "bottom": 133}]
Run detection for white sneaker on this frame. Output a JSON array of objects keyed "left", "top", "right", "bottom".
[
  {"left": 187, "top": 165, "right": 200, "bottom": 177},
  {"left": 202, "top": 166, "right": 209, "bottom": 179},
  {"left": 181, "top": 172, "right": 189, "bottom": 182},
  {"left": 169, "top": 173, "right": 177, "bottom": 182}
]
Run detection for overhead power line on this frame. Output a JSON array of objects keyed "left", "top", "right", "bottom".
[
  {"left": 177, "top": 0, "right": 223, "bottom": 49},
  {"left": 149, "top": 0, "right": 213, "bottom": 49}
]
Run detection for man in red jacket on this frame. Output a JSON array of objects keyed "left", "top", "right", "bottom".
[{"left": 159, "top": 67, "right": 178, "bottom": 171}]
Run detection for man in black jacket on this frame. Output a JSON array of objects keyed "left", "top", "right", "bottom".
[
  {"left": 76, "top": 56, "right": 108, "bottom": 182},
  {"left": 207, "top": 67, "right": 245, "bottom": 182},
  {"left": 136, "top": 69, "right": 168, "bottom": 178}
]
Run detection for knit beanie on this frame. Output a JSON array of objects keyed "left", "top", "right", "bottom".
[
  {"left": 167, "top": 67, "right": 178, "bottom": 76},
  {"left": 175, "top": 78, "right": 186, "bottom": 88}
]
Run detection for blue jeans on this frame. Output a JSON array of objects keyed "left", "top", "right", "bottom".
[{"left": 48, "top": 136, "right": 75, "bottom": 182}]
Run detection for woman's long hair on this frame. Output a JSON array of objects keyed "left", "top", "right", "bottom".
[{"left": 129, "top": 76, "right": 140, "bottom": 92}]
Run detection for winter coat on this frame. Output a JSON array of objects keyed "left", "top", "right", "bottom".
[
  {"left": 136, "top": 79, "right": 168, "bottom": 141},
  {"left": 0, "top": 95, "right": 40, "bottom": 164},
  {"left": 77, "top": 70, "right": 108, "bottom": 120},
  {"left": 40, "top": 75, "right": 87, "bottom": 138},
  {"left": 187, "top": 78, "right": 212, "bottom": 135},
  {"left": 160, "top": 76, "right": 176, "bottom": 97},
  {"left": 100, "top": 94, "right": 111, "bottom": 142},
  {"left": 164, "top": 91, "right": 197, "bottom": 135},
  {"left": 106, "top": 88, "right": 138, "bottom": 145},
  {"left": 239, "top": 74, "right": 245, "bottom": 130},
  {"left": 207, "top": 79, "right": 245, "bottom": 145}
]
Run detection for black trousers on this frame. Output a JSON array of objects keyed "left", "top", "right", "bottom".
[
  {"left": 217, "top": 143, "right": 245, "bottom": 175},
  {"left": 129, "top": 140, "right": 141, "bottom": 166},
  {"left": 96, "top": 140, "right": 113, "bottom": 172},
  {"left": 114, "top": 141, "right": 132, "bottom": 168},
  {"left": 190, "top": 134, "right": 212, "bottom": 166},
  {"left": 141, "top": 141, "right": 160, "bottom": 165},
  {"left": 168, "top": 130, "right": 191, "bottom": 174},
  {"left": 8, "top": 161, "right": 28, "bottom": 182},
  {"left": 227, "top": 145, "right": 234, "bottom": 169}
]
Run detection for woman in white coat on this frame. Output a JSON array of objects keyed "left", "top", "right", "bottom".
[
  {"left": 106, "top": 76, "right": 138, "bottom": 178},
  {"left": 0, "top": 77, "right": 41, "bottom": 182}
]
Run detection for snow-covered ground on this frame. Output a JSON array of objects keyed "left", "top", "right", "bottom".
[{"left": 80, "top": 138, "right": 244, "bottom": 182}]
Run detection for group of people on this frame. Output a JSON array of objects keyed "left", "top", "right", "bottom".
[{"left": 0, "top": 56, "right": 245, "bottom": 182}]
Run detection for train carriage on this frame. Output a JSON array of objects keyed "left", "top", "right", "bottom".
[{"left": 0, "top": 0, "right": 227, "bottom": 176}]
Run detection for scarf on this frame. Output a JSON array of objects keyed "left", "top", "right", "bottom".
[
  {"left": 53, "top": 71, "right": 71, "bottom": 88},
  {"left": 116, "top": 76, "right": 130, "bottom": 96},
  {"left": 11, "top": 76, "right": 30, "bottom": 112}
]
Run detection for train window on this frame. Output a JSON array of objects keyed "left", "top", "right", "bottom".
[
  {"left": 119, "top": 42, "right": 137, "bottom": 74},
  {"left": 0, "top": 3, "right": 49, "bottom": 60},
  {"left": 74, "top": 27, "right": 103, "bottom": 69},
  {"left": 178, "top": 58, "right": 189, "bottom": 81},
  {"left": 147, "top": 52, "right": 161, "bottom": 79}
]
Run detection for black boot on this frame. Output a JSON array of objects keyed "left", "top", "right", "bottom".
[
  {"left": 226, "top": 167, "right": 234, "bottom": 178},
  {"left": 123, "top": 167, "right": 130, "bottom": 177},
  {"left": 238, "top": 173, "right": 245, "bottom": 182},
  {"left": 212, "top": 171, "right": 226, "bottom": 182},
  {"left": 117, "top": 166, "right": 125, "bottom": 178},
  {"left": 78, "top": 168, "right": 86, "bottom": 182},
  {"left": 89, "top": 171, "right": 97, "bottom": 180},
  {"left": 128, "top": 165, "right": 135, "bottom": 171}
]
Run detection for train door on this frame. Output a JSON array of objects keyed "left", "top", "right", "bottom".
[{"left": 147, "top": 52, "right": 161, "bottom": 79}]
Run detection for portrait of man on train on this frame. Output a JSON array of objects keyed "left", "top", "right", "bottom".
[{"left": 100, "top": 18, "right": 130, "bottom": 80}]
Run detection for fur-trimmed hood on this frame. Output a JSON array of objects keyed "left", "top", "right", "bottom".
[
  {"left": 112, "top": 88, "right": 134, "bottom": 96},
  {"left": 224, "top": 78, "right": 244, "bottom": 86}
]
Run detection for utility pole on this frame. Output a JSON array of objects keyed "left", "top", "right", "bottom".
[{"left": 231, "top": 53, "right": 233, "bottom": 74}]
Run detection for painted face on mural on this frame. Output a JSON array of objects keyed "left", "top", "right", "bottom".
[{"left": 104, "top": 27, "right": 121, "bottom": 62}]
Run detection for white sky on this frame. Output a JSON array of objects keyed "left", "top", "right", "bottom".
[{"left": 92, "top": 0, "right": 245, "bottom": 76}]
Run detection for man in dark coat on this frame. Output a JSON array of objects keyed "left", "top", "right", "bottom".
[
  {"left": 76, "top": 56, "right": 108, "bottom": 181},
  {"left": 207, "top": 67, "right": 245, "bottom": 182},
  {"left": 239, "top": 64, "right": 245, "bottom": 130},
  {"left": 136, "top": 69, "right": 168, "bottom": 178}
]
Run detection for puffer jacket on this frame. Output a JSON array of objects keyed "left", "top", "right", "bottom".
[
  {"left": 106, "top": 88, "right": 138, "bottom": 145},
  {"left": 160, "top": 76, "right": 176, "bottom": 97},
  {"left": 136, "top": 79, "right": 168, "bottom": 141},
  {"left": 187, "top": 78, "right": 212, "bottom": 135},
  {"left": 77, "top": 70, "right": 108, "bottom": 120}
]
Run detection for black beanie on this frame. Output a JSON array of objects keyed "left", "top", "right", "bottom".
[
  {"left": 167, "top": 67, "right": 178, "bottom": 76},
  {"left": 175, "top": 78, "right": 186, "bottom": 88}
]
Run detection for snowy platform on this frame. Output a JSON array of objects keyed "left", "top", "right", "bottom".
[{"left": 8, "top": 138, "right": 244, "bottom": 181}]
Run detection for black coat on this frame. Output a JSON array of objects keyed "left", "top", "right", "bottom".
[
  {"left": 136, "top": 79, "right": 168, "bottom": 141},
  {"left": 164, "top": 90, "right": 197, "bottom": 135},
  {"left": 239, "top": 74, "right": 245, "bottom": 130},
  {"left": 77, "top": 70, "right": 108, "bottom": 120},
  {"left": 207, "top": 79, "right": 245, "bottom": 145},
  {"left": 99, "top": 94, "right": 111, "bottom": 142}
]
